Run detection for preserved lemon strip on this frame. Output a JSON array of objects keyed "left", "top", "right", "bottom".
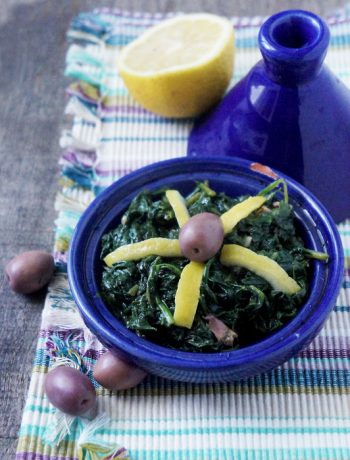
[
  {"left": 220, "top": 244, "right": 301, "bottom": 294},
  {"left": 104, "top": 238, "right": 182, "bottom": 266},
  {"left": 166, "top": 190, "right": 190, "bottom": 227},
  {"left": 220, "top": 196, "right": 266, "bottom": 234},
  {"left": 174, "top": 261, "right": 205, "bottom": 328}
]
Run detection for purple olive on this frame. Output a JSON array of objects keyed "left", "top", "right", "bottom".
[
  {"left": 179, "top": 212, "right": 224, "bottom": 262},
  {"left": 45, "top": 366, "right": 96, "bottom": 416},
  {"left": 5, "top": 250, "right": 55, "bottom": 294},
  {"left": 93, "top": 351, "right": 147, "bottom": 391}
]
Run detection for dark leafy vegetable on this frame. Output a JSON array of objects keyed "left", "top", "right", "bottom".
[{"left": 100, "top": 181, "right": 323, "bottom": 352}]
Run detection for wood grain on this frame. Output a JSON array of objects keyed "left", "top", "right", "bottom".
[{"left": 0, "top": 1, "right": 346, "bottom": 458}]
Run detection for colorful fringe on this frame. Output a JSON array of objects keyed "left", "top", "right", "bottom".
[{"left": 16, "top": 7, "right": 350, "bottom": 460}]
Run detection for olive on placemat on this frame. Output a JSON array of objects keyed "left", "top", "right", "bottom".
[
  {"left": 179, "top": 212, "right": 224, "bottom": 262},
  {"left": 5, "top": 250, "right": 55, "bottom": 294},
  {"left": 93, "top": 351, "right": 147, "bottom": 391},
  {"left": 45, "top": 366, "right": 96, "bottom": 416}
]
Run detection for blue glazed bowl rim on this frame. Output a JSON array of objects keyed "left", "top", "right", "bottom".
[{"left": 68, "top": 156, "right": 344, "bottom": 371}]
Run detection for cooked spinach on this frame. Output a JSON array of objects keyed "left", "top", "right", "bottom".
[{"left": 100, "top": 181, "right": 316, "bottom": 352}]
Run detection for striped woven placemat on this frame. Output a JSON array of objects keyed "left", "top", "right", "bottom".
[{"left": 16, "top": 8, "right": 350, "bottom": 460}]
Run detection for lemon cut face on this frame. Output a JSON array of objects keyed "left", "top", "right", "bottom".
[{"left": 118, "top": 14, "right": 235, "bottom": 118}]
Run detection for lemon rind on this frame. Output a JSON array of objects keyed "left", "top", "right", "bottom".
[{"left": 220, "top": 244, "right": 301, "bottom": 295}]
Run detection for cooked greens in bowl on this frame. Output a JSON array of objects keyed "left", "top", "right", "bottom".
[
  {"left": 100, "top": 179, "right": 326, "bottom": 353},
  {"left": 68, "top": 157, "right": 343, "bottom": 382}
]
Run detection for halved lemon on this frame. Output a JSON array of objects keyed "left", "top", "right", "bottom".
[{"left": 118, "top": 14, "right": 235, "bottom": 118}]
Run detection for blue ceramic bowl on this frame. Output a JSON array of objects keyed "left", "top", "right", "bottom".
[{"left": 68, "top": 157, "right": 344, "bottom": 383}]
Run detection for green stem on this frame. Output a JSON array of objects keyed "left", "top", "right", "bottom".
[
  {"left": 186, "top": 181, "right": 216, "bottom": 206},
  {"left": 155, "top": 293, "right": 174, "bottom": 326},
  {"left": 199, "top": 292, "right": 209, "bottom": 314},
  {"left": 155, "top": 263, "right": 182, "bottom": 277},
  {"left": 247, "top": 284, "right": 266, "bottom": 303},
  {"left": 303, "top": 248, "right": 329, "bottom": 261},
  {"left": 146, "top": 263, "right": 174, "bottom": 326},
  {"left": 202, "top": 258, "right": 218, "bottom": 304},
  {"left": 127, "top": 284, "right": 139, "bottom": 296},
  {"left": 198, "top": 180, "right": 216, "bottom": 197},
  {"left": 186, "top": 191, "right": 201, "bottom": 206},
  {"left": 258, "top": 178, "right": 288, "bottom": 204}
]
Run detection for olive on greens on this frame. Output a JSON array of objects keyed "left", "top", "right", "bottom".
[{"left": 179, "top": 212, "right": 224, "bottom": 262}]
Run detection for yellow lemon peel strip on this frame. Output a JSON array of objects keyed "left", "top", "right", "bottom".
[
  {"left": 174, "top": 261, "right": 205, "bottom": 328},
  {"left": 165, "top": 190, "right": 190, "bottom": 227},
  {"left": 220, "top": 244, "right": 301, "bottom": 294},
  {"left": 104, "top": 238, "right": 182, "bottom": 266},
  {"left": 220, "top": 196, "right": 266, "bottom": 234}
]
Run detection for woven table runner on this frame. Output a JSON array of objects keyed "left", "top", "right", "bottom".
[{"left": 16, "top": 7, "right": 350, "bottom": 460}]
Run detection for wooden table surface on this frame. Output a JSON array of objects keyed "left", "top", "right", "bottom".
[{"left": 0, "top": 0, "right": 345, "bottom": 458}]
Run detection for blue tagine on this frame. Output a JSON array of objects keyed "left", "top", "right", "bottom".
[{"left": 188, "top": 10, "right": 350, "bottom": 223}]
